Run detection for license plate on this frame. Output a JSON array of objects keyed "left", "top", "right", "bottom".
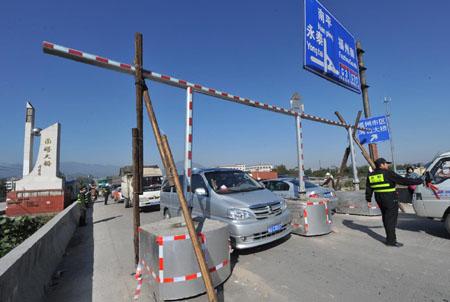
[{"left": 268, "top": 224, "right": 282, "bottom": 233}]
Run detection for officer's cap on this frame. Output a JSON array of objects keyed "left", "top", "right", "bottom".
[{"left": 374, "top": 157, "right": 392, "bottom": 168}]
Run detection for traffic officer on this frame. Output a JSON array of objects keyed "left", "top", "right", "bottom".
[{"left": 366, "top": 158, "right": 423, "bottom": 247}]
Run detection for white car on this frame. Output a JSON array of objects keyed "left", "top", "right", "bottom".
[{"left": 139, "top": 185, "right": 161, "bottom": 208}]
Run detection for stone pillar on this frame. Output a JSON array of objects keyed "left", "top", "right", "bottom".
[{"left": 23, "top": 102, "right": 35, "bottom": 176}]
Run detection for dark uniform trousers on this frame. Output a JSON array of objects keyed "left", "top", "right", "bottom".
[{"left": 375, "top": 191, "right": 399, "bottom": 244}]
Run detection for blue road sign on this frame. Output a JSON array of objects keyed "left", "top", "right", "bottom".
[
  {"left": 357, "top": 115, "right": 390, "bottom": 144},
  {"left": 304, "top": 0, "right": 361, "bottom": 93}
]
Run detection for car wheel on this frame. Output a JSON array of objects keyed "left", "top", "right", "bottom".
[
  {"left": 164, "top": 208, "right": 171, "bottom": 219},
  {"left": 445, "top": 212, "right": 450, "bottom": 234}
]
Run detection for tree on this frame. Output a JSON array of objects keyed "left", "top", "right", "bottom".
[
  {"left": 0, "top": 179, "right": 6, "bottom": 202},
  {"left": 274, "top": 164, "right": 289, "bottom": 175}
]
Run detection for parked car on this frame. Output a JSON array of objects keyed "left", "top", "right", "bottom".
[
  {"left": 261, "top": 178, "right": 338, "bottom": 210},
  {"left": 160, "top": 168, "right": 292, "bottom": 249}
]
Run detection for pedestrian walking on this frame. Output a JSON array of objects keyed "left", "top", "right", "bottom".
[
  {"left": 103, "top": 186, "right": 111, "bottom": 205},
  {"left": 77, "top": 186, "right": 88, "bottom": 226},
  {"left": 365, "top": 158, "right": 423, "bottom": 247}
]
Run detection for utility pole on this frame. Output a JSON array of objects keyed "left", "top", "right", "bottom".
[
  {"left": 133, "top": 33, "right": 143, "bottom": 266},
  {"left": 384, "top": 96, "right": 397, "bottom": 173},
  {"left": 357, "top": 41, "right": 379, "bottom": 161}
]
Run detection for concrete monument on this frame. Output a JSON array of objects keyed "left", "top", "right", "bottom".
[{"left": 6, "top": 102, "right": 66, "bottom": 216}]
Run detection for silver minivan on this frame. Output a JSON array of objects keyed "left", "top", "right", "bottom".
[{"left": 160, "top": 168, "right": 292, "bottom": 249}]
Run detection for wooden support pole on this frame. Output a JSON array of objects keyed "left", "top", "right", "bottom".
[
  {"left": 133, "top": 32, "right": 143, "bottom": 266},
  {"left": 335, "top": 147, "right": 350, "bottom": 190},
  {"left": 135, "top": 32, "right": 144, "bottom": 192},
  {"left": 160, "top": 135, "right": 217, "bottom": 302},
  {"left": 143, "top": 81, "right": 217, "bottom": 302},
  {"left": 353, "top": 111, "right": 362, "bottom": 139},
  {"left": 132, "top": 128, "right": 140, "bottom": 266},
  {"left": 357, "top": 41, "right": 379, "bottom": 161},
  {"left": 335, "top": 111, "right": 375, "bottom": 170},
  {"left": 143, "top": 87, "right": 173, "bottom": 185}
]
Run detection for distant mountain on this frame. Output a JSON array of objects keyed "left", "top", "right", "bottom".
[
  {"left": 0, "top": 161, "right": 208, "bottom": 180},
  {"left": 0, "top": 162, "right": 121, "bottom": 180},
  {"left": 0, "top": 163, "right": 21, "bottom": 179},
  {"left": 61, "top": 162, "right": 121, "bottom": 179}
]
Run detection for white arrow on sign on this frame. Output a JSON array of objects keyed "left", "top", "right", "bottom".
[{"left": 370, "top": 134, "right": 378, "bottom": 142}]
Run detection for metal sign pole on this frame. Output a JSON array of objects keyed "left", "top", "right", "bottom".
[
  {"left": 184, "top": 87, "right": 193, "bottom": 199},
  {"left": 291, "top": 93, "right": 306, "bottom": 199}
]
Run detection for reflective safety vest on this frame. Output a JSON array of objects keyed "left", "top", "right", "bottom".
[{"left": 368, "top": 173, "right": 396, "bottom": 193}]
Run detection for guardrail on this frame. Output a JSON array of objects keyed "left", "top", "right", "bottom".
[{"left": 0, "top": 202, "right": 80, "bottom": 302}]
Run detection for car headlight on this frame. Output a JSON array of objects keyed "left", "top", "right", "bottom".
[
  {"left": 227, "top": 208, "right": 252, "bottom": 220},
  {"left": 280, "top": 200, "right": 287, "bottom": 210}
]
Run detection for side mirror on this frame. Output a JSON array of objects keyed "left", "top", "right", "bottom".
[{"left": 194, "top": 188, "right": 208, "bottom": 196}]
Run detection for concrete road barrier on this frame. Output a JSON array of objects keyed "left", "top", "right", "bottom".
[
  {"left": 288, "top": 198, "right": 332, "bottom": 236},
  {"left": 0, "top": 202, "right": 80, "bottom": 302},
  {"left": 335, "top": 190, "right": 381, "bottom": 216},
  {"left": 137, "top": 216, "right": 230, "bottom": 301}
]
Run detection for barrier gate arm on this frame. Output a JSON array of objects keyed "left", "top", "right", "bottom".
[{"left": 42, "top": 41, "right": 364, "bottom": 131}]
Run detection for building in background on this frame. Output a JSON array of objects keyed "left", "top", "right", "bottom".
[
  {"left": 247, "top": 164, "right": 274, "bottom": 172},
  {"left": 218, "top": 164, "right": 273, "bottom": 173},
  {"left": 218, "top": 164, "right": 276, "bottom": 180},
  {"left": 218, "top": 164, "right": 247, "bottom": 171}
]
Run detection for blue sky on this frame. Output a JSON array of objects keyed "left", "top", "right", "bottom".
[{"left": 1, "top": 0, "right": 449, "bottom": 170}]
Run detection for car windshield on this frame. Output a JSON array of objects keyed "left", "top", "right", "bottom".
[
  {"left": 204, "top": 171, "right": 264, "bottom": 194},
  {"left": 290, "top": 179, "right": 317, "bottom": 189}
]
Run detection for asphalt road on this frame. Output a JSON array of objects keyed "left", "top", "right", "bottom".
[{"left": 46, "top": 199, "right": 450, "bottom": 302}]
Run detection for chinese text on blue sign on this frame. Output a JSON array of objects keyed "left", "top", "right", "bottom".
[
  {"left": 357, "top": 115, "right": 390, "bottom": 144},
  {"left": 304, "top": 0, "right": 361, "bottom": 93}
]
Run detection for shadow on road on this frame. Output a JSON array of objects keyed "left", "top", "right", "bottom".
[
  {"left": 397, "top": 213, "right": 450, "bottom": 239},
  {"left": 93, "top": 214, "right": 122, "bottom": 224},
  {"left": 230, "top": 234, "right": 291, "bottom": 274},
  {"left": 342, "top": 219, "right": 386, "bottom": 244},
  {"left": 46, "top": 205, "right": 94, "bottom": 302}
]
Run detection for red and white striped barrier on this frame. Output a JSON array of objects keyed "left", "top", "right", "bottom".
[
  {"left": 346, "top": 204, "right": 379, "bottom": 210},
  {"left": 303, "top": 209, "right": 309, "bottom": 232},
  {"left": 133, "top": 231, "right": 228, "bottom": 299},
  {"left": 184, "top": 87, "right": 193, "bottom": 195},
  {"left": 289, "top": 199, "right": 332, "bottom": 236},
  {"left": 134, "top": 263, "right": 144, "bottom": 300},
  {"left": 42, "top": 41, "right": 358, "bottom": 129}
]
